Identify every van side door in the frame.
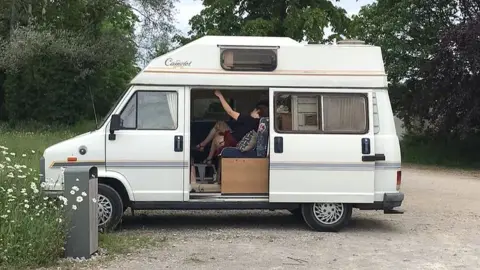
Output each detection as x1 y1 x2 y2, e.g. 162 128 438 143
269 88 376 203
106 85 186 202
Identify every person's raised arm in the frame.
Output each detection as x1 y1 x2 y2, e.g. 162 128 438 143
214 90 240 120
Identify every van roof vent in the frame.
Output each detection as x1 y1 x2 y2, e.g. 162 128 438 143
337 39 366 45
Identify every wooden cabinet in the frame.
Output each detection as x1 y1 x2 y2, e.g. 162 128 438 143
220 158 269 194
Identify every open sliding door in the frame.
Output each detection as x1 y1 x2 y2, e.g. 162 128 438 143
269 88 376 203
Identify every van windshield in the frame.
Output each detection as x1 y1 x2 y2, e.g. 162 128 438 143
96 87 130 129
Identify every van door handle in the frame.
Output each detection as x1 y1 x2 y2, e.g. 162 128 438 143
362 154 385 162
174 135 183 152
274 136 283 153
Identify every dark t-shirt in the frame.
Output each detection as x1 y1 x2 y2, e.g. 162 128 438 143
231 113 259 142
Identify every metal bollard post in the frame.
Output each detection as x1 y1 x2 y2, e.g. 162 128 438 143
63 166 99 259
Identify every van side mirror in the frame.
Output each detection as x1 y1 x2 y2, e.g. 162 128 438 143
110 114 121 131
109 114 121 140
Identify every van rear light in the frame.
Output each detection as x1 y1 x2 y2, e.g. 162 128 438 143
396 170 402 190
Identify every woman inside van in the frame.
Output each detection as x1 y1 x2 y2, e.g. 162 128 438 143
195 90 268 164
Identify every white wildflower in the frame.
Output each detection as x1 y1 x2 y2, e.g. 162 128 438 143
6 189 13 193
72 205 77 210
18 175 26 179
22 154 26 157
70 190 75 195
30 182 37 190
5 157 11 162
92 198 97 203
72 186 79 192
9 152 15 156
24 204 30 209
21 188 27 194
57 218 63 223
58 196 68 205
6 210 10 213
76 196 83 203
31 150 35 153
0 215 7 219
0 145 8 150
7 172 14 178
81 192 87 197
76 178 79 182
0 164 4 169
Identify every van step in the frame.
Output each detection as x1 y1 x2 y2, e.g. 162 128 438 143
384 208 405 214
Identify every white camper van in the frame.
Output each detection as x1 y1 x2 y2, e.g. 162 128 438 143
40 36 404 232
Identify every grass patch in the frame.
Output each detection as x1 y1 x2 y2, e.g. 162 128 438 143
401 134 480 169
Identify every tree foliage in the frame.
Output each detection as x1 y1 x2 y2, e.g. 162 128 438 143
0 0 177 125
175 0 352 45
406 1 480 137
350 0 458 124
351 0 480 139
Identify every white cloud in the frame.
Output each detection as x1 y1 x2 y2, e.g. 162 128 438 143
174 0 375 35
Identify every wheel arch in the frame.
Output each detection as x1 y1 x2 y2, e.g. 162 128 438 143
98 171 134 207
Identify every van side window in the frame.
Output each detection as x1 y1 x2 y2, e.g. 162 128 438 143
119 91 178 130
274 93 368 134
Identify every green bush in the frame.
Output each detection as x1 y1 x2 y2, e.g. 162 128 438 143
401 134 480 168
0 27 137 125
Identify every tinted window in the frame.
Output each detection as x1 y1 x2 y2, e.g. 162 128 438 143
221 49 277 71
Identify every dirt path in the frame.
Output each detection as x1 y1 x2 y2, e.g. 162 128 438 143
88 166 480 270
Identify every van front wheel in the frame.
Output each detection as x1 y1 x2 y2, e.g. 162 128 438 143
301 203 352 232
98 184 124 231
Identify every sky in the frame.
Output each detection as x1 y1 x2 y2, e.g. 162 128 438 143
174 0 376 35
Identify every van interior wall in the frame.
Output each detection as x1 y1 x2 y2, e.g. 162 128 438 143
190 88 269 164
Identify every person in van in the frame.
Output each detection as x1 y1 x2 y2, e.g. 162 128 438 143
195 90 268 164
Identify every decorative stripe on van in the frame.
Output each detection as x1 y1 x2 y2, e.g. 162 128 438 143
143 68 387 77
50 161 401 170
269 162 401 171
50 161 187 168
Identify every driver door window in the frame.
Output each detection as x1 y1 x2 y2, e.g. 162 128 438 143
119 91 178 130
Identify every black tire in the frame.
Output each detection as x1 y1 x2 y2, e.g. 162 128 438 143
98 183 124 232
301 203 352 232
289 208 303 220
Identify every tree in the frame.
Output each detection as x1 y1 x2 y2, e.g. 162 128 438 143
0 0 177 125
350 0 459 129
175 0 353 45
351 0 480 139
407 1 480 138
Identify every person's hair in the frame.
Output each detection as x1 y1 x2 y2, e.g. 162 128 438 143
255 104 269 117
214 121 231 133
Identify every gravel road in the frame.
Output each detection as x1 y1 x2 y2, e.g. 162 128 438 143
88 166 480 270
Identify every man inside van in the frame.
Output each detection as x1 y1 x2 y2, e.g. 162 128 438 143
195 90 268 164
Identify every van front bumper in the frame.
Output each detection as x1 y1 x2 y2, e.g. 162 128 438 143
355 192 405 212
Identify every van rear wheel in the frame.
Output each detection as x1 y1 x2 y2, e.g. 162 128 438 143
301 203 352 232
98 184 124 231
